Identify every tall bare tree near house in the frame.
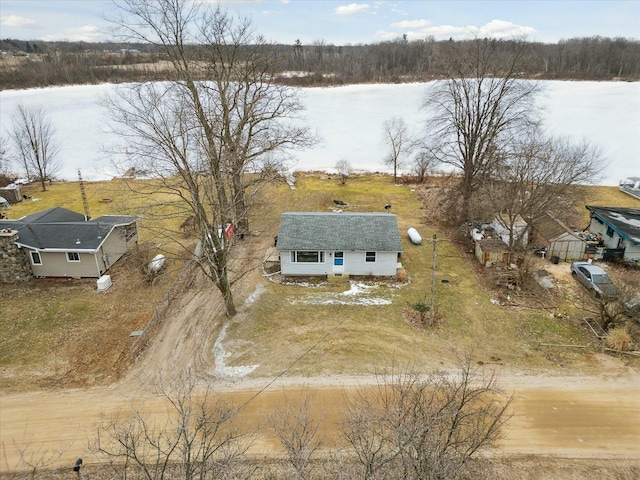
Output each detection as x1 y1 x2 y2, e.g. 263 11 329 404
485 134 603 254
9 104 61 192
383 117 412 183
423 38 541 223
342 361 512 480
107 0 314 316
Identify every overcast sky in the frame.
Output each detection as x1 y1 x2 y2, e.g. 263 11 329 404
0 0 638 45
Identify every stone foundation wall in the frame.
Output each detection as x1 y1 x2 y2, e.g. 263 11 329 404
0 230 32 283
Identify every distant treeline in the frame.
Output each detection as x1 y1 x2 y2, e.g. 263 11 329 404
1 36 638 90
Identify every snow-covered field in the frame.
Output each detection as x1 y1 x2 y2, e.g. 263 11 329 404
1 81 638 185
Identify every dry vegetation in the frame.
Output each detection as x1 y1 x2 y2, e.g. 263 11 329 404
1 173 640 479
1 174 639 395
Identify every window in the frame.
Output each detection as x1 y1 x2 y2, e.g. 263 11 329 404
67 252 80 262
606 226 614 238
293 251 324 263
30 251 42 265
334 251 344 266
365 251 376 262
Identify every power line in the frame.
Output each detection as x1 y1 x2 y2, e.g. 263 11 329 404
236 305 357 412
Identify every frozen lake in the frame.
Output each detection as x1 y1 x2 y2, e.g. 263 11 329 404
1 80 638 185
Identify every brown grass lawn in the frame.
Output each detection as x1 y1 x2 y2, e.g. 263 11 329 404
1 175 638 393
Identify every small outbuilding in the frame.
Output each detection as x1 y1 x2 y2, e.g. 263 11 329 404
475 238 510 267
530 212 586 261
276 212 403 277
0 185 22 203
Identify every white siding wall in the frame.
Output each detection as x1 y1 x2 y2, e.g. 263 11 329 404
280 250 398 276
622 243 640 262
588 218 620 249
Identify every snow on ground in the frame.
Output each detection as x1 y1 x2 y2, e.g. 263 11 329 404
1 81 638 185
212 324 259 378
288 281 394 306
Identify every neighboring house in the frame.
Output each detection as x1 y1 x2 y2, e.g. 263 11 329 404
585 206 640 263
276 212 402 277
620 176 640 200
490 214 529 249
0 207 138 282
530 212 586 261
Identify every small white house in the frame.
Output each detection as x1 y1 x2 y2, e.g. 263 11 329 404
276 212 403 277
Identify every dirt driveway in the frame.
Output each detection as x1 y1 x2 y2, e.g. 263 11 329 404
1 242 639 473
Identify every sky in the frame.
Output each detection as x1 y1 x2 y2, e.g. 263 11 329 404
0 0 638 45
1 81 638 186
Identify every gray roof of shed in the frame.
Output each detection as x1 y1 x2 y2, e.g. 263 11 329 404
276 212 402 252
0 207 138 251
531 212 582 242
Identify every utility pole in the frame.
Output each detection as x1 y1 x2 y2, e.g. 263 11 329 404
429 233 437 327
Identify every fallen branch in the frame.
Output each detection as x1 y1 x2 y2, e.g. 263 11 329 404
604 348 640 357
537 343 588 349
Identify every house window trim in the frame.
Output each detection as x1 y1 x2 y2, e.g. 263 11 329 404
291 251 325 263
30 251 42 265
67 251 81 262
365 251 376 262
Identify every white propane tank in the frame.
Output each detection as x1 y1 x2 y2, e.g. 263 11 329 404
407 227 422 245
149 254 166 273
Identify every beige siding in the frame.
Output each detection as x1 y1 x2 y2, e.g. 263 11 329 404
29 250 100 278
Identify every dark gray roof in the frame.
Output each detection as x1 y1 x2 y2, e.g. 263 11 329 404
586 206 640 246
277 212 402 252
0 207 138 251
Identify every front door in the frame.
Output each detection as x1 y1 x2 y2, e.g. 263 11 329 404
333 251 344 274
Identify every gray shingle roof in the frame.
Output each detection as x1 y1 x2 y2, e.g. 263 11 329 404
0 207 138 251
276 212 402 252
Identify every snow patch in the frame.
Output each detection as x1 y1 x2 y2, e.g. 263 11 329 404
213 324 259 378
244 283 266 307
289 281 393 306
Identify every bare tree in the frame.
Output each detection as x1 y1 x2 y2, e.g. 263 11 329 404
268 391 323 480
0 134 10 175
383 117 412 183
9 104 61 191
107 0 314 316
335 158 351 185
410 149 436 183
423 38 541 223
91 375 254 480
486 134 603 253
342 361 512 480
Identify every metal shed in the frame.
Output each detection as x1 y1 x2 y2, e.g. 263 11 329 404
531 213 585 261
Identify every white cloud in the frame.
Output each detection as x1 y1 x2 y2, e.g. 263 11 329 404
476 20 536 38
38 25 109 43
1 15 38 29
381 18 536 41
335 3 370 16
391 19 431 29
